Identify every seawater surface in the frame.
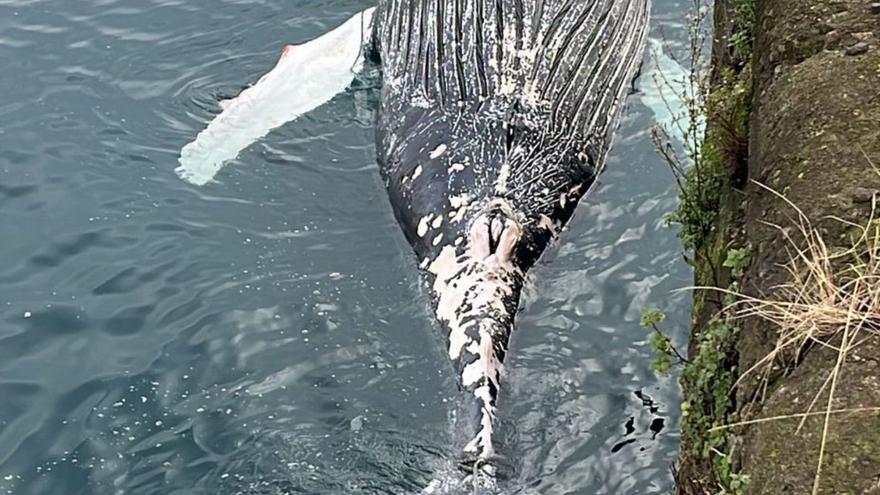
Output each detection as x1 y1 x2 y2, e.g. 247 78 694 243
0 1 693 493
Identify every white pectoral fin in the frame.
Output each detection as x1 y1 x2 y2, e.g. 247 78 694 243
640 38 706 147
176 7 376 186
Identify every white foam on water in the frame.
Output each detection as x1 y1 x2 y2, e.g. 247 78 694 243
176 7 376 186
420 470 496 495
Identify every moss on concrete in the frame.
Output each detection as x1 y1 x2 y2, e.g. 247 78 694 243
734 0 880 490
672 3 755 491
675 0 880 493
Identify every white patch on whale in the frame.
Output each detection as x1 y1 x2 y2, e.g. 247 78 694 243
538 214 558 234
429 144 448 159
495 162 510 194
450 207 468 224
447 193 472 223
449 193 470 209
417 214 434 237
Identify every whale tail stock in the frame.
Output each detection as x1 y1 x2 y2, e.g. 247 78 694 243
422 200 530 481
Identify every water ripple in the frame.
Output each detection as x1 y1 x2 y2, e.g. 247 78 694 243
0 1 691 494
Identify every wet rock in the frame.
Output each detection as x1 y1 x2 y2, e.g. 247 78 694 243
823 30 841 49
853 188 879 204
816 19 834 35
853 32 876 43
844 42 869 56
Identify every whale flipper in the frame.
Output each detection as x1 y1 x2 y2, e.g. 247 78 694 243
176 7 376 186
640 38 705 146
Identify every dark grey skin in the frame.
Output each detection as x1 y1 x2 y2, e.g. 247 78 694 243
366 0 652 479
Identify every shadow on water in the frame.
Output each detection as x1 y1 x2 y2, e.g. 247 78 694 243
0 0 693 493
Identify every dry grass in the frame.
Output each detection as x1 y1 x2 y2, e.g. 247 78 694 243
697 174 880 494
730 182 880 386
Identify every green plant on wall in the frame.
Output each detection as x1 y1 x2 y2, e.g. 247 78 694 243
723 245 752 279
648 0 758 491
640 308 689 374
729 0 756 60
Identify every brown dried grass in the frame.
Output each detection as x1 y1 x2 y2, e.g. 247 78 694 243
701 170 880 494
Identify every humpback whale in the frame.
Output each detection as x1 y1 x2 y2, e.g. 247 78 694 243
177 0 651 484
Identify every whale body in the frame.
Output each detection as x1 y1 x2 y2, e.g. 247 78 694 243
177 0 652 484
370 0 650 476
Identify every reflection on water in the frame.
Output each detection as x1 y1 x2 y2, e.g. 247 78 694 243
0 0 692 493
